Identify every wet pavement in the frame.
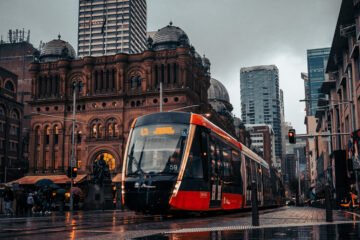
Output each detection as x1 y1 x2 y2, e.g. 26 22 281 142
1 207 360 239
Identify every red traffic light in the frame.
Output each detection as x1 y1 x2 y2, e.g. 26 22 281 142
288 129 296 144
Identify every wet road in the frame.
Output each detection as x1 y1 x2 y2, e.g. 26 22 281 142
1 207 360 239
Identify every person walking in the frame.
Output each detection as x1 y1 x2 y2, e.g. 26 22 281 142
4 186 14 216
27 193 34 216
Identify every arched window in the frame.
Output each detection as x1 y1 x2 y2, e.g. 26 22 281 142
45 126 50 145
94 153 116 171
112 69 116 89
98 124 103 138
137 76 142 87
167 64 171 83
94 71 98 90
35 127 41 146
92 124 97 138
114 123 119 136
161 64 165 83
106 70 110 89
11 109 19 120
5 81 14 92
173 63 177 83
54 125 59 145
108 123 113 137
77 130 82 143
131 76 136 88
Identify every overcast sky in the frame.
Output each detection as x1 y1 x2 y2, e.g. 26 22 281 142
0 0 342 133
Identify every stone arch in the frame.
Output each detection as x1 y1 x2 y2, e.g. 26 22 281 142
67 72 84 96
10 107 21 120
126 65 146 90
4 78 16 92
88 118 104 139
87 146 122 172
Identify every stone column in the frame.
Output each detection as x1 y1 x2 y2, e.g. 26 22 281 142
48 129 54 170
29 130 36 173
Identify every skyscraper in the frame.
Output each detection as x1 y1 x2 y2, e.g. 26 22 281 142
78 0 147 57
306 48 330 116
240 65 283 161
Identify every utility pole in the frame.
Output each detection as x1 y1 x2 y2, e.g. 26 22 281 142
160 82 163 112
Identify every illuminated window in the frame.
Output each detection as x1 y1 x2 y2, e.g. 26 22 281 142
45 127 50 145
92 124 97 138
108 124 113 137
54 125 59 145
77 149 82 168
114 124 119 136
98 124 103 138
94 152 115 170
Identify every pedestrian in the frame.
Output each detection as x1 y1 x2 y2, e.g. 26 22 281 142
3 186 14 216
27 193 34 216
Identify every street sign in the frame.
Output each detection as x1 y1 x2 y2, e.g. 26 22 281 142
71 157 76 167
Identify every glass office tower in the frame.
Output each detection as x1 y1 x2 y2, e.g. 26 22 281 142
306 48 331 116
240 65 283 160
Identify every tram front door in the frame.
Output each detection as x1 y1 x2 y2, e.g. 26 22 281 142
209 143 222 208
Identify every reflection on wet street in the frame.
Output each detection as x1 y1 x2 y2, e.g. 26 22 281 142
137 224 360 240
1 207 360 239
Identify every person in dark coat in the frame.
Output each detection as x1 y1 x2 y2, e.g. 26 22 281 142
3 187 14 216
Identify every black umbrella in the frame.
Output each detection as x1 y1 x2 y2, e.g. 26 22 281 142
50 183 60 189
56 188 67 195
35 179 54 187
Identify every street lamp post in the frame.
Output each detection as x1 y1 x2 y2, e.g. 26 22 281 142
70 82 82 213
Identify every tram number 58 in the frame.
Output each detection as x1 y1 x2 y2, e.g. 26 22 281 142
141 128 148 136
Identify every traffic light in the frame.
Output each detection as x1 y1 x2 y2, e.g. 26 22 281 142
288 129 296 144
67 166 78 178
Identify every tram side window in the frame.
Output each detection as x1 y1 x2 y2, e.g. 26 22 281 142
222 146 232 183
209 136 216 178
184 128 203 179
231 150 242 187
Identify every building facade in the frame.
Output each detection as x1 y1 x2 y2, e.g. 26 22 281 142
245 124 275 167
240 65 283 162
312 0 360 203
78 0 147 57
0 34 36 133
0 67 24 182
26 24 214 181
306 48 330 116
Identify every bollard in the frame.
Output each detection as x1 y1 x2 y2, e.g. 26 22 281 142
325 185 333 222
251 180 259 226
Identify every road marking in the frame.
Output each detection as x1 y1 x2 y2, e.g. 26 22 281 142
166 220 360 234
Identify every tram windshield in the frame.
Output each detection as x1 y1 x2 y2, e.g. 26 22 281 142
126 123 189 176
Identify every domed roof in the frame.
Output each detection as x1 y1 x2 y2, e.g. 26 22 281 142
152 22 190 51
40 34 76 62
208 78 230 103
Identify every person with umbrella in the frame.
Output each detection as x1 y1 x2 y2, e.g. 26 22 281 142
71 187 82 210
56 188 66 214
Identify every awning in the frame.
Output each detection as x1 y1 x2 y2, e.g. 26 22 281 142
9 174 87 185
112 173 122 183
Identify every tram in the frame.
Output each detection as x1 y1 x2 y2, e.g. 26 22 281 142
121 112 283 212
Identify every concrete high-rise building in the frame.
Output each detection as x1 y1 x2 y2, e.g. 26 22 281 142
240 65 283 161
245 124 275 168
78 0 147 57
306 48 330 116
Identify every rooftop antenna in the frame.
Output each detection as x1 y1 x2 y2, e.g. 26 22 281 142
27 30 30 42
8 29 12 43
